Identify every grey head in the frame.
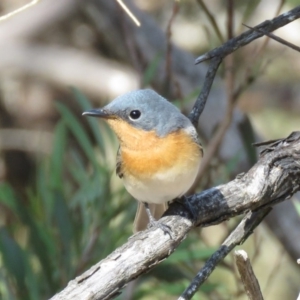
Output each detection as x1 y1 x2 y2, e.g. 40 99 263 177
83 89 194 137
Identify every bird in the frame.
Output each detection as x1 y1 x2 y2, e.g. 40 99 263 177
83 89 203 233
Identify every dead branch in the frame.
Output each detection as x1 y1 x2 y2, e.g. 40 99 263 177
0 0 41 22
243 24 300 53
179 210 270 300
50 131 300 300
115 0 140 27
0 0 78 41
235 250 264 300
195 5 300 63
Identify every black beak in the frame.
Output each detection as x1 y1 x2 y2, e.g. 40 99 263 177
82 108 112 118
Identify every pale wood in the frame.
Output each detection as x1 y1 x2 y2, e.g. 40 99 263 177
235 250 264 300
50 132 300 300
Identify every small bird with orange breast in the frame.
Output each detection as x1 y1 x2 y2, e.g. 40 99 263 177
83 89 203 233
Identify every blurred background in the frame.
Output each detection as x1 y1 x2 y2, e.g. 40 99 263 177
0 0 299 299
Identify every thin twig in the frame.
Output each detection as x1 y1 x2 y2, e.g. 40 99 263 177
116 0 140 27
196 0 223 43
192 4 297 183
119 4 143 87
194 0 236 186
188 57 222 127
178 209 271 300
190 92 234 186
232 1 285 101
195 5 300 64
235 250 264 300
251 0 285 56
0 0 40 22
191 0 237 185
243 24 300 53
233 50 280 100
227 0 234 40
164 1 180 96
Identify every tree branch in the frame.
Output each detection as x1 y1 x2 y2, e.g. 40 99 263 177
235 250 264 300
50 131 300 300
179 209 270 300
195 5 300 64
243 23 300 53
188 57 222 127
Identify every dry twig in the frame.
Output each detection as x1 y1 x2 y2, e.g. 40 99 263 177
0 0 40 22
188 57 222 127
188 5 300 185
195 6 300 64
235 250 264 300
196 0 223 43
179 210 270 300
164 1 180 97
243 24 300 53
116 0 140 27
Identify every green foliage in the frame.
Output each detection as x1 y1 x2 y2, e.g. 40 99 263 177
0 89 132 299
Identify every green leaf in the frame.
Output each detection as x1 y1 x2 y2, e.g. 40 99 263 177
0 228 27 290
15 201 57 291
0 183 18 213
53 191 74 276
50 121 68 189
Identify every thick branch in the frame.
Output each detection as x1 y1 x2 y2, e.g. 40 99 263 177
50 132 300 300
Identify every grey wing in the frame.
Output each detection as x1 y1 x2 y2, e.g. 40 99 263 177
195 135 204 156
116 147 123 178
190 129 204 156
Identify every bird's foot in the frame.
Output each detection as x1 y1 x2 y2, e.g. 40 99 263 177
147 219 173 237
143 202 173 238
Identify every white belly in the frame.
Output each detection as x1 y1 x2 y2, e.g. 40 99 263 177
122 160 200 204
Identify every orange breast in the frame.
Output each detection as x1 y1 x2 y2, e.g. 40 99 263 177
106 118 202 178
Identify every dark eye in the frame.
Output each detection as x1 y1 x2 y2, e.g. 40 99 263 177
129 110 141 120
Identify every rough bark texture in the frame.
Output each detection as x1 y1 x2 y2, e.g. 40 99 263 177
50 132 300 300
